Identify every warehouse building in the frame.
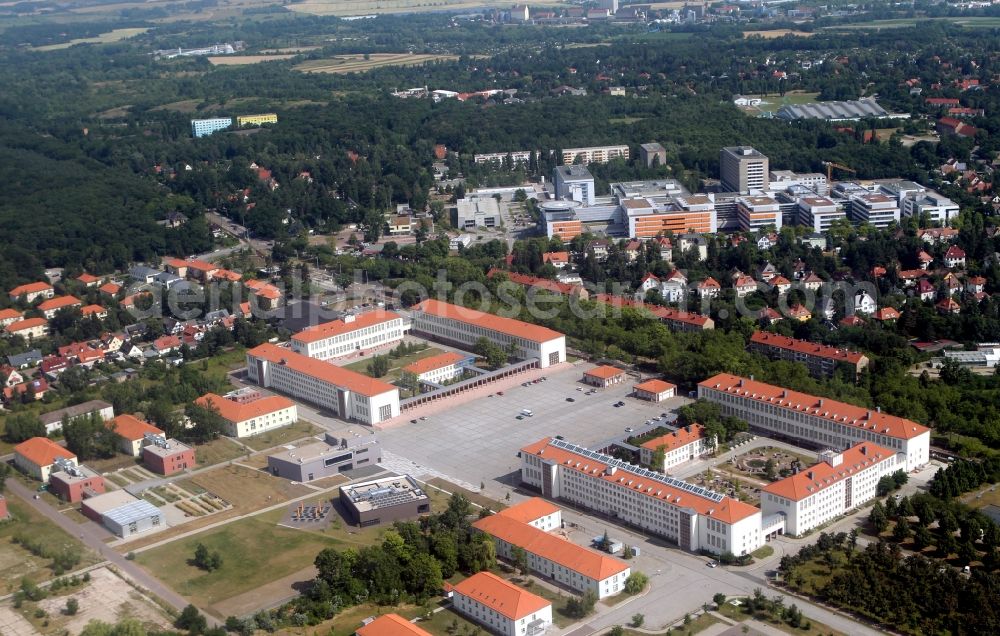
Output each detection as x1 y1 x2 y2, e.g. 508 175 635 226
776 99 888 121
452 196 502 229
762 443 900 535
246 343 400 425
82 490 164 538
268 432 380 482
410 299 566 369
290 310 405 360
698 374 930 471
340 474 430 527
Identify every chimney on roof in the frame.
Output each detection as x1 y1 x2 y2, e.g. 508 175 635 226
806 471 814 480
876 406 881 413
750 374 754 381
860 445 868 455
737 379 744 387
818 399 824 407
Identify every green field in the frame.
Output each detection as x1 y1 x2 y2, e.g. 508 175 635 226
239 420 322 451
32 27 149 51
825 16 1000 30
343 346 444 382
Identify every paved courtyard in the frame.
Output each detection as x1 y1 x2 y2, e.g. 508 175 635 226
374 363 691 494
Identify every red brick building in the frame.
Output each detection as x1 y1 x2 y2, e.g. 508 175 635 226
142 439 195 476
49 465 106 503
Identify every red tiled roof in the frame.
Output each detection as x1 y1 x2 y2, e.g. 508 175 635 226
37 296 81 313
401 352 467 376
521 437 758 523
591 295 712 328
634 379 675 394
699 373 929 440
356 614 432 636
874 307 901 320
6 317 47 333
99 282 121 295
153 335 181 350
76 273 99 284
495 497 561 524
763 443 896 501
15 437 75 467
9 282 52 297
108 415 163 441
245 279 282 300
698 277 721 289
945 245 966 258
413 299 564 345
489 269 585 297
640 424 706 452
292 310 401 345
195 393 296 424
451 572 551 621
248 343 397 397
750 331 866 364
584 365 625 380
81 304 107 317
542 251 569 264
0 308 22 321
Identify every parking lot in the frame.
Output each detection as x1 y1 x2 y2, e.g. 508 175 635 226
374 364 692 493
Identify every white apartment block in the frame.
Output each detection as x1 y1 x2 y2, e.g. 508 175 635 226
410 299 566 368
290 311 405 360
452 572 552 636
847 193 900 228
737 196 782 232
402 351 469 384
474 151 533 165
474 499 630 599
554 165 596 206
246 344 400 425
521 438 769 556
561 145 629 165
195 393 298 438
769 170 829 196
698 374 930 471
762 443 900 535
638 424 714 472
797 196 845 232
900 191 959 225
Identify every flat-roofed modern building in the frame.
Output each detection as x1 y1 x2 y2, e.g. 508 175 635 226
796 196 844 232
410 299 566 368
82 490 164 538
698 374 930 471
290 311 405 360
49 464 105 503
737 195 782 232
638 424 713 472
246 343 400 424
554 165 596 206
720 146 769 193
452 571 553 636
191 117 232 138
846 192 900 228
474 501 630 599
142 438 195 476
521 437 771 556
749 331 869 379
340 474 430 527
561 145 629 165
453 196 502 229
762 443 900 535
236 113 278 127
639 142 666 167
540 201 583 240
196 392 298 437
268 431 379 482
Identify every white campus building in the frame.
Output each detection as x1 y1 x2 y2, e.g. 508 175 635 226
246 344 400 425
195 393 298 438
290 310 405 360
698 374 930 471
452 571 552 636
401 351 471 384
474 499 631 599
762 443 901 535
638 424 714 473
410 299 566 368
520 438 774 556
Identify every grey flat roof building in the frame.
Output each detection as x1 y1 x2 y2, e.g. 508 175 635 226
81 490 165 538
340 474 431 527
268 432 380 482
776 99 887 121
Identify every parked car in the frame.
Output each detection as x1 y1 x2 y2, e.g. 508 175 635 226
625 427 634 433
566 397 575 402
497 391 504 396
707 561 718 568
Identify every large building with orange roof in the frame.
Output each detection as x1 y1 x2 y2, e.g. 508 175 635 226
451 571 552 636
401 351 471 383
290 310 405 360
196 392 297 437
698 374 930 471
474 500 630 598
106 414 165 456
748 331 869 379
638 424 713 472
8 281 54 303
14 437 77 482
762 442 900 535
582 365 626 388
355 614 431 636
520 437 773 556
410 299 566 368
246 343 399 424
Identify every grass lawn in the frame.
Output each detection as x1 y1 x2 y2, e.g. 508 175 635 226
239 420 321 451
752 545 775 559
425 477 506 512
410 607 482 636
194 437 247 468
134 506 376 606
343 346 443 382
185 464 315 514
718 601 843 636
626 611 721 634
0 495 100 595
785 549 850 595
87 453 142 474
193 347 247 383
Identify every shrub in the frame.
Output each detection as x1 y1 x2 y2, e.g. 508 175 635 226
65 598 79 616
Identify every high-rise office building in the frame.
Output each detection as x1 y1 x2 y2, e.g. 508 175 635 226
720 146 769 193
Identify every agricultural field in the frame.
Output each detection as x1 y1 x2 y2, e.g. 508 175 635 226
32 27 149 51
744 29 816 39
825 16 1000 30
288 0 567 17
294 53 459 75
207 54 298 65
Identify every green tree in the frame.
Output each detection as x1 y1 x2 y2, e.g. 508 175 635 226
624 571 648 594
511 545 530 575
631 613 644 627
193 543 222 572
367 354 390 378
713 592 727 607
473 337 507 370
650 445 666 470
175 604 207 634
65 597 79 616
183 402 225 444
870 501 889 534
3 412 44 442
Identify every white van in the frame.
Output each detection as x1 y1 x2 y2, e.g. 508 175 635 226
520 409 534 417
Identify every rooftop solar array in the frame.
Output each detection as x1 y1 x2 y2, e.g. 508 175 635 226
548 438 725 503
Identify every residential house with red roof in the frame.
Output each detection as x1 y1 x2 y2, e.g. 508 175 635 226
8 281 54 303
762 443 900 535
937 117 978 138
76 273 100 287
355 615 431 636
5 317 49 340
80 304 108 320
944 245 967 268
36 296 81 319
697 277 721 299
0 308 23 328
698 374 929 470
107 414 165 456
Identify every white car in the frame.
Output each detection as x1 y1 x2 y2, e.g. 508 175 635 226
707 561 718 568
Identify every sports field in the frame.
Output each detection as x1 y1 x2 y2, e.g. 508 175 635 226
294 53 459 74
